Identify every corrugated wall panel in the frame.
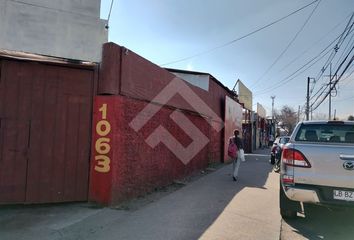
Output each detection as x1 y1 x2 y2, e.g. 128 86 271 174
0 59 94 204
0 61 31 202
0 120 29 202
25 63 46 202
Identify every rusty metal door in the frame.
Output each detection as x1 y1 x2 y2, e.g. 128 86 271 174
0 59 93 203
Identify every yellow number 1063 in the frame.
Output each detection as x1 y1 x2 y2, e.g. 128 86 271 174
94 104 111 173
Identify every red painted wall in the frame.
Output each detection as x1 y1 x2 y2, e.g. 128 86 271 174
90 96 215 204
90 43 236 205
98 43 233 119
89 97 115 205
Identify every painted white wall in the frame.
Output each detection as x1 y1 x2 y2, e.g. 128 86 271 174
0 0 107 62
171 72 210 91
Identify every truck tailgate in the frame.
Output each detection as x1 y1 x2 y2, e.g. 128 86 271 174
292 143 354 189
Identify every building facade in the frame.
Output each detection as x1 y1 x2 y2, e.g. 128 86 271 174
0 0 107 62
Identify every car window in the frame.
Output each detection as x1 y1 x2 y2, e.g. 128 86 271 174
280 137 289 144
295 124 354 143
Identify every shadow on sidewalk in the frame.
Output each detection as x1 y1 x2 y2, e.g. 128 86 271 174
0 152 274 240
282 204 354 240
87 151 275 240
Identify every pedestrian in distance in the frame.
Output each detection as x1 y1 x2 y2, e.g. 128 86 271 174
229 129 244 182
269 134 274 147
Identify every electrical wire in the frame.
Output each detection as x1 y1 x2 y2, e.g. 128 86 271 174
279 13 353 73
253 15 354 98
310 83 329 108
250 0 321 88
306 20 354 103
310 82 327 101
316 23 353 82
333 30 354 70
253 25 352 96
160 0 320 66
341 64 354 84
309 19 354 102
313 14 354 84
253 45 333 95
6 0 97 19
311 46 354 110
106 0 115 28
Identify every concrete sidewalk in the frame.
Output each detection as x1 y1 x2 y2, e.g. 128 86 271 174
0 148 281 240
200 148 280 240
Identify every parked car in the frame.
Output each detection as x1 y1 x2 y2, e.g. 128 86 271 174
272 136 290 172
270 136 289 164
279 121 354 218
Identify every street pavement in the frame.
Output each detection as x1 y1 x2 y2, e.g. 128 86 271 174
280 200 354 240
0 148 282 240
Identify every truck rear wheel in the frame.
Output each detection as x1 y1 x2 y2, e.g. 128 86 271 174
280 208 297 218
279 182 301 219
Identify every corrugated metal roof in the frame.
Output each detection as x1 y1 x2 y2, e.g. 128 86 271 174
0 49 96 68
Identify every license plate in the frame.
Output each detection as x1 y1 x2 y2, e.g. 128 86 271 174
333 190 354 201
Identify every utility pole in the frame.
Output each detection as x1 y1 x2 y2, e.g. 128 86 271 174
298 105 300 123
306 77 310 120
306 77 315 121
329 63 332 120
271 96 275 135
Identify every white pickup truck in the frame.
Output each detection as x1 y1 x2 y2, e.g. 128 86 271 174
280 120 354 218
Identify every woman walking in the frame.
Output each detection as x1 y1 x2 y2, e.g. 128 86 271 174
230 129 244 181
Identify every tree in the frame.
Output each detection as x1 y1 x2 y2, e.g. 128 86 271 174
348 115 354 121
275 105 298 134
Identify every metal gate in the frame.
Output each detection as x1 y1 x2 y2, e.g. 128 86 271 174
0 59 94 203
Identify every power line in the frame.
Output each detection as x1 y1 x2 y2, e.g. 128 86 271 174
250 0 321 88
253 43 333 95
341 64 354 84
106 0 115 29
310 82 330 109
160 0 320 66
314 14 354 83
333 30 354 70
310 82 327 101
310 38 353 101
278 13 353 73
6 0 97 19
310 35 354 100
311 46 354 110
253 25 351 96
254 14 354 97
309 17 354 101
316 23 353 82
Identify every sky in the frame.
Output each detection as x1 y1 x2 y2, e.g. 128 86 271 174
100 0 354 120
